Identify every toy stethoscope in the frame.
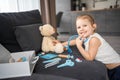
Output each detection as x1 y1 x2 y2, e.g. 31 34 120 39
65 35 88 55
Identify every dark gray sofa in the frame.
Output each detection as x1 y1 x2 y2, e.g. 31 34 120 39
0 10 108 80
58 8 120 34
58 8 120 54
0 9 42 53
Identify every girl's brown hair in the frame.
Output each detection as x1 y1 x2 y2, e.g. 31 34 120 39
76 14 95 25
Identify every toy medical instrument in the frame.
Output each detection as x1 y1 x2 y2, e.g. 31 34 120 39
66 35 88 54
43 58 61 68
38 53 57 59
38 53 74 59
75 58 82 62
66 35 78 54
45 60 60 68
57 59 74 68
68 35 88 46
17 57 27 62
30 56 39 64
43 58 61 63
58 54 74 59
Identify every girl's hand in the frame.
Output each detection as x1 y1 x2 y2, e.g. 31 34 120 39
76 36 83 47
80 32 86 39
52 40 60 46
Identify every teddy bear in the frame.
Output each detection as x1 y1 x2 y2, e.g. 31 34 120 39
39 24 64 53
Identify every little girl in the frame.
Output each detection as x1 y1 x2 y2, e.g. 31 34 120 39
62 14 120 80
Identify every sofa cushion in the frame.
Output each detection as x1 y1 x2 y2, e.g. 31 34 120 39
0 9 42 52
34 46 108 80
10 10 42 27
15 24 42 52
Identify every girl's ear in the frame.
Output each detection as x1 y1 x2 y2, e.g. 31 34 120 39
93 23 97 31
93 23 97 29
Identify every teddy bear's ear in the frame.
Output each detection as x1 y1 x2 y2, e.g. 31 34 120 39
39 26 43 31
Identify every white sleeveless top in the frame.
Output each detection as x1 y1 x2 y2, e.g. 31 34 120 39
84 33 120 64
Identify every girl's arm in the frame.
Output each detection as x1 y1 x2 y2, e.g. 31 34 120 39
52 39 76 46
76 37 101 61
62 39 76 46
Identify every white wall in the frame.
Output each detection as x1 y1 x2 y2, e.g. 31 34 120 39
55 0 120 13
18 0 40 12
81 0 120 10
0 0 40 13
56 0 71 14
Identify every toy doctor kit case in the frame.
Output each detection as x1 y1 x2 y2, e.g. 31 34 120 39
0 44 39 79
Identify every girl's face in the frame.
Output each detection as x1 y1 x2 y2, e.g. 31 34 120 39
76 18 96 38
